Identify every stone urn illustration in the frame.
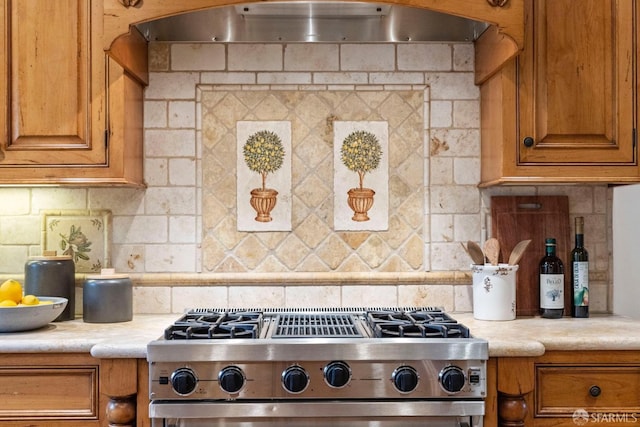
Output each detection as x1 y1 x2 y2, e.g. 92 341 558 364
340 130 382 222
243 130 285 222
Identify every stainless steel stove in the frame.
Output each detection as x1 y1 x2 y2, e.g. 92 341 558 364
148 307 488 427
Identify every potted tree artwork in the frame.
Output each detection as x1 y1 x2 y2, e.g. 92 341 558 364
340 130 383 221
243 130 285 222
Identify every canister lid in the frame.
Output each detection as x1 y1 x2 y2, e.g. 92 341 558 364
85 268 130 280
28 250 73 261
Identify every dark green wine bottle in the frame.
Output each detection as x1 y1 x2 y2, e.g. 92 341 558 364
540 238 564 319
571 217 589 318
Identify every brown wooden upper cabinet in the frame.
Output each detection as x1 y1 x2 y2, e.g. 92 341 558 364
479 0 640 186
0 0 144 186
7 0 635 187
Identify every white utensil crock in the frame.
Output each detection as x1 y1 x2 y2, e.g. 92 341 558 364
471 264 518 321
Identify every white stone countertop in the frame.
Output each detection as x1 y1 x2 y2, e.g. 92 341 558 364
1 313 639 359
0 314 176 359
455 313 640 356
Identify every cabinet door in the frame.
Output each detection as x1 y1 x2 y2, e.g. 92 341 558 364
518 0 636 164
0 353 100 426
0 0 106 166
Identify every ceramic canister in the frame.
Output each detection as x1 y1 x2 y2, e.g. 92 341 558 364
24 254 76 321
471 264 519 321
83 269 132 323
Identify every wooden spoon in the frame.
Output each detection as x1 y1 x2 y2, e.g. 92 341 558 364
508 239 532 266
483 238 500 266
464 241 485 265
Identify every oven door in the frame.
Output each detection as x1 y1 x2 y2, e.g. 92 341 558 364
150 400 484 427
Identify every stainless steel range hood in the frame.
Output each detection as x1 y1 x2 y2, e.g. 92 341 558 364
136 1 488 43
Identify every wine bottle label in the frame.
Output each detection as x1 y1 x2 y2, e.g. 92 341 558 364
540 274 564 309
573 261 589 307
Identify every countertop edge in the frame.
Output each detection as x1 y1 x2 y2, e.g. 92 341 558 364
486 340 546 357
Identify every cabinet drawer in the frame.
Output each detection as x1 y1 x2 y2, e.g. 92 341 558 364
536 365 640 416
0 366 98 420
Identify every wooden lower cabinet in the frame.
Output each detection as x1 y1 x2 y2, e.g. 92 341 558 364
0 353 147 427
491 351 640 426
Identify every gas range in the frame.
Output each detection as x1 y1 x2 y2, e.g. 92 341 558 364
148 307 488 427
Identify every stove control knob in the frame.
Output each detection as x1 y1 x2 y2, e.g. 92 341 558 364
439 365 466 394
392 366 419 393
323 361 351 388
171 368 198 396
218 366 245 394
282 365 309 394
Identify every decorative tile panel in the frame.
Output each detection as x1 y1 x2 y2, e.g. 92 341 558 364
201 89 424 272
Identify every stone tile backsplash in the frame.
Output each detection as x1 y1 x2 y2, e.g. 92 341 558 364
0 42 611 314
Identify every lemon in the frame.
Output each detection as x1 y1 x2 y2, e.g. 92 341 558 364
21 295 40 306
0 299 18 307
0 279 23 304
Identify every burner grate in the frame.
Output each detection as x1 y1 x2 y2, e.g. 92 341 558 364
272 313 362 338
164 310 263 340
367 309 470 339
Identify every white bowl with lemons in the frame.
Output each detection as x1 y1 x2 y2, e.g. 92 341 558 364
0 279 68 332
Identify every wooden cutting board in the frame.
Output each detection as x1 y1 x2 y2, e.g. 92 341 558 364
491 196 571 316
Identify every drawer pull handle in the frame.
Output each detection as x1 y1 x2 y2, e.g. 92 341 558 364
589 385 601 397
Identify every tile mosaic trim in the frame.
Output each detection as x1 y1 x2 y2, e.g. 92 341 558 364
334 121 389 231
41 210 112 273
236 121 292 231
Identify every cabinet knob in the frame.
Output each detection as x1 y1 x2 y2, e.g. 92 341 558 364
523 137 535 147
589 385 601 397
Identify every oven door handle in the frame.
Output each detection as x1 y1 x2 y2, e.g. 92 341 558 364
150 400 485 419
163 419 474 427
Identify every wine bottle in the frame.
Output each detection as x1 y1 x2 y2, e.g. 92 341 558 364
571 217 589 318
539 238 564 318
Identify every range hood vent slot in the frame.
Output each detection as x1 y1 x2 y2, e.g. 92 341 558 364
236 2 391 17
136 2 488 43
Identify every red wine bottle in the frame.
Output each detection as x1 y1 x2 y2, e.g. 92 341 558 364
539 238 564 319
571 217 589 318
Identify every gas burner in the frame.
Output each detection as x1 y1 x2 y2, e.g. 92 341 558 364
174 313 224 326
372 322 457 338
366 309 469 339
208 323 261 339
164 310 264 340
373 323 428 338
366 310 413 323
407 309 457 324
